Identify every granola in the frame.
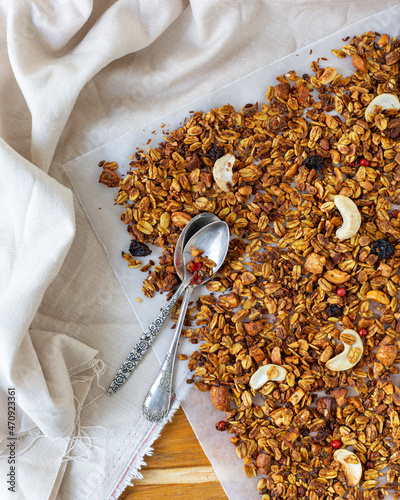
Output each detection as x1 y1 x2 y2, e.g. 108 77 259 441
99 30 400 499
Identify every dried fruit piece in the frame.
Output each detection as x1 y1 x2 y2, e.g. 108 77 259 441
334 449 362 487
129 240 152 257
334 195 362 240
325 329 363 372
207 144 225 163
213 153 235 192
215 420 227 431
325 304 343 318
250 364 287 390
365 93 400 121
371 239 395 259
304 154 325 171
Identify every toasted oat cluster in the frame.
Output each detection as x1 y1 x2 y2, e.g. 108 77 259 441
99 31 400 499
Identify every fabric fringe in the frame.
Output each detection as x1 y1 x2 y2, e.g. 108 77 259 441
61 358 107 463
109 370 193 499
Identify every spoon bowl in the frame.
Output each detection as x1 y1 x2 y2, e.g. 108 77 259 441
181 220 230 284
174 213 219 280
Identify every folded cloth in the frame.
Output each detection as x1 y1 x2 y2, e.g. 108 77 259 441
0 1 399 500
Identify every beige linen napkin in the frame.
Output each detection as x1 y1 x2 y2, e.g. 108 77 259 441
0 1 399 500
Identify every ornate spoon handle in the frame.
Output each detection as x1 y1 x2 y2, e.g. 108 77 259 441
142 285 193 422
108 279 189 395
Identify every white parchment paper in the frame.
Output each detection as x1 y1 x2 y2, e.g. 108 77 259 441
65 6 400 499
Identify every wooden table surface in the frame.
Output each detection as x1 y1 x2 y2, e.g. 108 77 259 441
119 407 228 500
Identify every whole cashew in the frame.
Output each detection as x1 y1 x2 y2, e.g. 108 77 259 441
334 449 362 487
213 154 235 192
365 93 400 121
325 329 363 372
334 195 361 240
250 364 287 390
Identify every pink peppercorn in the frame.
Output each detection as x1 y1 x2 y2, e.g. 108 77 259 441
192 262 202 271
358 328 367 337
191 275 202 285
360 158 369 166
330 440 341 449
336 287 346 297
215 421 227 431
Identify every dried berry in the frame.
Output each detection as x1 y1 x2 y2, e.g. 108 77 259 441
371 239 395 260
207 145 225 163
215 420 227 431
304 154 325 172
325 304 343 318
191 275 203 285
358 328 367 337
359 158 369 166
297 486 306 497
129 240 152 257
192 262 202 272
336 287 346 297
330 439 341 448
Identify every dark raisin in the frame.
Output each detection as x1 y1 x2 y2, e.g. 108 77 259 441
325 304 343 318
304 154 325 172
371 239 395 260
207 145 225 163
297 486 306 497
129 240 152 257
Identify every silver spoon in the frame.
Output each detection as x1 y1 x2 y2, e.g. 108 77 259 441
142 220 230 422
108 213 220 395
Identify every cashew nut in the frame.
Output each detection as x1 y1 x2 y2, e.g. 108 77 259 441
365 93 400 121
334 195 361 240
213 154 235 192
250 364 287 390
334 449 362 487
325 329 363 372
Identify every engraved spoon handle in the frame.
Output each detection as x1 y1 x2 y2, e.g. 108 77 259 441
142 284 193 422
108 279 189 395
